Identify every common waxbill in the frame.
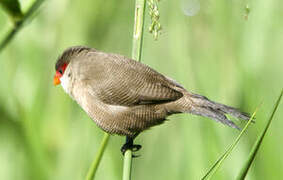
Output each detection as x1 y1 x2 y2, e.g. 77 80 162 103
54 46 250 154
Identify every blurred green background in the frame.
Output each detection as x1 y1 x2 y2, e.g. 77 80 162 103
0 0 282 179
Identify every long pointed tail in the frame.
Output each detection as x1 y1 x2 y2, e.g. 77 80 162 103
188 93 250 130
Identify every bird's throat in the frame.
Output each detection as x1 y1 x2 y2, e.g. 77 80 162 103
60 72 72 95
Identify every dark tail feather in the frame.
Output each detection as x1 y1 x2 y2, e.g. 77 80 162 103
189 93 251 130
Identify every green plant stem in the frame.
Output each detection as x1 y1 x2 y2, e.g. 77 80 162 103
122 1 146 180
86 133 110 180
123 150 133 180
0 0 44 53
131 0 146 62
236 89 283 180
201 107 259 180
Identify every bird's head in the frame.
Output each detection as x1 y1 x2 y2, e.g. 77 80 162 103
53 46 91 86
53 62 68 85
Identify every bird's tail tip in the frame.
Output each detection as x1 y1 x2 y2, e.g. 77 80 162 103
188 93 252 129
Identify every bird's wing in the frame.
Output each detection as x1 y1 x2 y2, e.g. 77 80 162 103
75 51 183 106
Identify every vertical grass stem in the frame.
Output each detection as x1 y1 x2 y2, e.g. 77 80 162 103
131 0 146 62
123 0 146 180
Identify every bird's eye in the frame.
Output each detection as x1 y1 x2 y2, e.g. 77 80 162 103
59 69 63 74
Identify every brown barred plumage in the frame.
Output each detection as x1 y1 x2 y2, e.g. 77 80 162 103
54 46 250 153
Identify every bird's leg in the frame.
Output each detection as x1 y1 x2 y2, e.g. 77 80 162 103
120 136 142 156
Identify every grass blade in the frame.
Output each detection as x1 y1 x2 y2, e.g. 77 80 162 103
0 0 23 23
86 133 110 180
201 107 259 180
236 89 283 180
0 0 45 53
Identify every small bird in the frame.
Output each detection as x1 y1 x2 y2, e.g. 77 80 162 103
54 46 250 154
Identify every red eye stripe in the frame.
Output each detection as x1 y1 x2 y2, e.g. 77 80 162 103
62 63 68 72
56 63 68 77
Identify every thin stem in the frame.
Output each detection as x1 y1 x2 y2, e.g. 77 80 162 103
122 150 133 180
122 0 146 180
131 0 146 62
86 133 110 180
0 0 45 53
201 106 260 180
236 89 283 179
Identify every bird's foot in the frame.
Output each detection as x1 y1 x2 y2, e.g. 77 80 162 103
121 143 142 158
